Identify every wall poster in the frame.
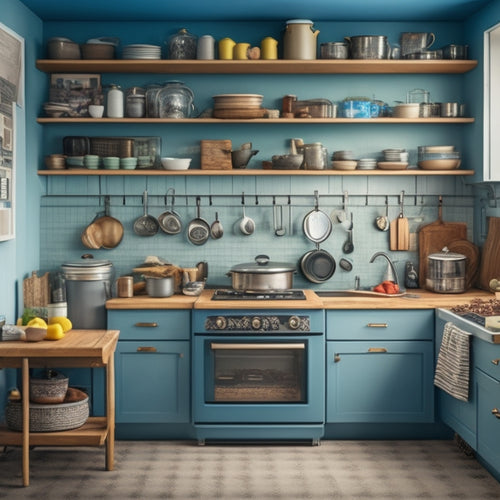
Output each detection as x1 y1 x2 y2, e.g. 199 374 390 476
0 22 24 242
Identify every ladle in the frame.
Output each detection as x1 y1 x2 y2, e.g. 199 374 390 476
274 204 286 236
375 196 390 231
342 213 354 253
239 204 255 235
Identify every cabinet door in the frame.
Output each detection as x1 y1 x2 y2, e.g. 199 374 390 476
326 340 434 423
476 369 500 471
435 317 477 449
115 340 190 423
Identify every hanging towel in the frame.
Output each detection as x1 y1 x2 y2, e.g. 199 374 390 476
434 322 471 402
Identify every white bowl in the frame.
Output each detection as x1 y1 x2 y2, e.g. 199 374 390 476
161 157 192 170
88 105 104 118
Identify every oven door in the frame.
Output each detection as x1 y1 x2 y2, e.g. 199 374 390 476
192 335 325 423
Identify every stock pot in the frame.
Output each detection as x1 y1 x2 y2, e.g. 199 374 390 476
227 255 296 291
425 250 466 293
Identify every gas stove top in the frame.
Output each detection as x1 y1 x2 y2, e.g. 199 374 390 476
211 289 307 301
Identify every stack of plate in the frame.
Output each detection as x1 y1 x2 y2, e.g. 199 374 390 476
122 44 162 60
417 145 461 170
378 148 409 170
357 158 377 170
393 103 420 118
332 150 354 160
212 94 265 119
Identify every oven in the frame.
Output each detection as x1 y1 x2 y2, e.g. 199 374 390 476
192 295 325 444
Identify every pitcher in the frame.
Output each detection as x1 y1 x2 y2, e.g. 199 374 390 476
261 36 278 60
283 19 320 60
218 37 236 60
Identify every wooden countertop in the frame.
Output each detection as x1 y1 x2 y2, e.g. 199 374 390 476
105 288 494 310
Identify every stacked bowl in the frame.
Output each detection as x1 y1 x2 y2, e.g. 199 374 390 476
84 154 100 169
45 154 66 170
120 157 138 170
357 158 377 170
417 146 461 170
103 156 120 170
331 150 357 170
393 103 420 118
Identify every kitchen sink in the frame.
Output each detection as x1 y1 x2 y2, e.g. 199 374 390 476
315 289 418 298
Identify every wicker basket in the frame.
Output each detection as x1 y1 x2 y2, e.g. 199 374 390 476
5 397 89 432
30 371 69 404
89 137 134 158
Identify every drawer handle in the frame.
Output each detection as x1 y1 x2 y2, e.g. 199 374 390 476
366 323 388 328
368 347 388 353
135 322 158 328
492 408 500 419
137 346 157 352
492 359 500 366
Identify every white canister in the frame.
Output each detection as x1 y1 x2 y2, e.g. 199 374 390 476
107 84 124 118
47 302 68 320
283 19 320 60
197 35 215 60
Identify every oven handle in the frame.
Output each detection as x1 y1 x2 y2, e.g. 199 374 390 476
210 343 305 350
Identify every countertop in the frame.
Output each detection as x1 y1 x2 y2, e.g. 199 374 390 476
106 288 494 310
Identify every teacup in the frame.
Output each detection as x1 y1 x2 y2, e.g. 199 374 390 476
88 105 104 118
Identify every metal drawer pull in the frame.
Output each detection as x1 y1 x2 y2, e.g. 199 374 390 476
134 322 158 328
368 347 388 353
210 343 305 351
492 408 500 419
366 323 388 328
492 359 500 366
137 346 157 352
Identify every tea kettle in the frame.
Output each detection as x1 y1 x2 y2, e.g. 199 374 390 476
283 19 320 60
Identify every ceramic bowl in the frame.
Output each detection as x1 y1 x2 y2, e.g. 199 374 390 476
120 157 138 170
271 154 304 170
47 38 81 59
103 156 120 169
161 157 192 170
81 43 115 60
88 105 104 118
45 154 67 170
24 327 47 342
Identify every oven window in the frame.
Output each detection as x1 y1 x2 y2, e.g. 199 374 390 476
209 342 306 403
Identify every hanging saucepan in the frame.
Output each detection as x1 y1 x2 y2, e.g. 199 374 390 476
302 191 332 244
187 197 210 245
81 196 124 249
300 247 336 283
158 188 182 235
133 190 159 236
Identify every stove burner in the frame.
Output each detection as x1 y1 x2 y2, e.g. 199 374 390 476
212 289 306 301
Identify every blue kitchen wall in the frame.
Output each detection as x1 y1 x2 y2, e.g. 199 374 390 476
0 0 44 411
36 19 478 288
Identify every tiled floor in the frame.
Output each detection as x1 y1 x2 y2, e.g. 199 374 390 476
1 439 500 499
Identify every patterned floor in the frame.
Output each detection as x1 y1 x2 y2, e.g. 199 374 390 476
1 440 500 499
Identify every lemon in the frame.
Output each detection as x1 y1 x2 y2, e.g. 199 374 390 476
48 316 72 333
27 317 48 329
45 323 65 340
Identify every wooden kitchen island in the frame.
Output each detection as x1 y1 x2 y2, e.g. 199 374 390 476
0 329 119 486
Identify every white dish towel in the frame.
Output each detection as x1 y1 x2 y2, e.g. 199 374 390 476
434 321 471 402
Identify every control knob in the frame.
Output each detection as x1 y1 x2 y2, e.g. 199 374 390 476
215 316 227 330
251 316 263 330
288 315 301 330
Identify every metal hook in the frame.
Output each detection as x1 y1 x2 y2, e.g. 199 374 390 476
209 195 213 206
314 190 319 209
255 195 259 205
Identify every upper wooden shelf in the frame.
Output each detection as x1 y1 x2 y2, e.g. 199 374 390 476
38 168 474 177
36 59 478 75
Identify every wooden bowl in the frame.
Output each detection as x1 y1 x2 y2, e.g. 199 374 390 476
24 327 47 342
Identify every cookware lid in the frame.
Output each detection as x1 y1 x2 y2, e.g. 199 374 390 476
428 249 466 261
286 19 314 24
230 254 296 274
62 256 112 269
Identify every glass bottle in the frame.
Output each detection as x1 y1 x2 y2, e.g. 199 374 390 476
168 28 197 59
125 86 146 118
156 81 194 118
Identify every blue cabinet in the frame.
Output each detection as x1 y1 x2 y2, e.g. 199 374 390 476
107 309 190 424
326 310 435 423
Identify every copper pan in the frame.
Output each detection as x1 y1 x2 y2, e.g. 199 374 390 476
82 197 124 249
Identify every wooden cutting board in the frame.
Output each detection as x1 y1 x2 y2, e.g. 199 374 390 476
418 198 467 287
200 140 232 170
479 217 500 291
447 239 480 290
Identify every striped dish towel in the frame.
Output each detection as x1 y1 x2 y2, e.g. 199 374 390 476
434 322 471 402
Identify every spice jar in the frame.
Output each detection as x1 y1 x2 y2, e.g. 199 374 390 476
126 86 146 118
168 28 197 59
282 94 297 117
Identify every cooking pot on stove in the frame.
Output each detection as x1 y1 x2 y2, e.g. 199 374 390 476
425 248 466 294
227 254 296 291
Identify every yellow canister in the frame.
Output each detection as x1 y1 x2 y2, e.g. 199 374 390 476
218 37 236 60
234 42 250 60
261 37 278 59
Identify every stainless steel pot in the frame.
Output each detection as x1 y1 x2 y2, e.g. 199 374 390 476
145 276 174 297
345 35 390 59
425 250 466 293
227 254 296 291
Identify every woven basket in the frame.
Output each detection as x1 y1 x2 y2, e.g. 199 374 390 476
30 372 69 404
5 397 89 432
90 137 134 158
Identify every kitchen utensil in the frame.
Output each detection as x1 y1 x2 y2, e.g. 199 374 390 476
479 217 500 290
418 196 468 287
400 32 436 57
187 197 210 245
271 154 304 170
300 248 336 283
158 189 182 235
375 197 390 231
274 204 286 236
344 35 390 59
425 249 466 293
342 213 354 253
145 276 174 297
82 197 124 249
447 239 480 290
231 149 259 169
442 44 468 60
200 140 232 170
133 191 159 237
283 19 320 60
390 192 409 251
227 254 296 291
320 42 349 59
210 212 224 239
239 203 255 235
339 258 353 272
303 193 332 243
160 157 191 170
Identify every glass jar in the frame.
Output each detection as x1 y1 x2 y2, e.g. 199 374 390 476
168 28 197 59
125 86 146 118
106 84 124 118
145 84 162 117
156 81 194 118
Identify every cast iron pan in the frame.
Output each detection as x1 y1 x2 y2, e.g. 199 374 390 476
300 248 336 283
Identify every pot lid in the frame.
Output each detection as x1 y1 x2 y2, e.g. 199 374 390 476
230 254 296 274
428 247 466 261
286 19 314 24
62 255 113 269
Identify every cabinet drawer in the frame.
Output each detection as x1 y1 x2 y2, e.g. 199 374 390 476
326 310 434 340
108 310 190 340
474 338 500 382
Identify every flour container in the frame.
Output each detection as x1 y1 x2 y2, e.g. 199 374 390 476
62 257 113 329
283 20 319 60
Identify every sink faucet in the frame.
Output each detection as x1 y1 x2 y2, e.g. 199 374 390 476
369 252 399 287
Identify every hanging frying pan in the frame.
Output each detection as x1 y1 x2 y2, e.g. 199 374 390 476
300 247 336 283
187 197 210 245
302 191 332 244
158 189 182 235
133 190 159 236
